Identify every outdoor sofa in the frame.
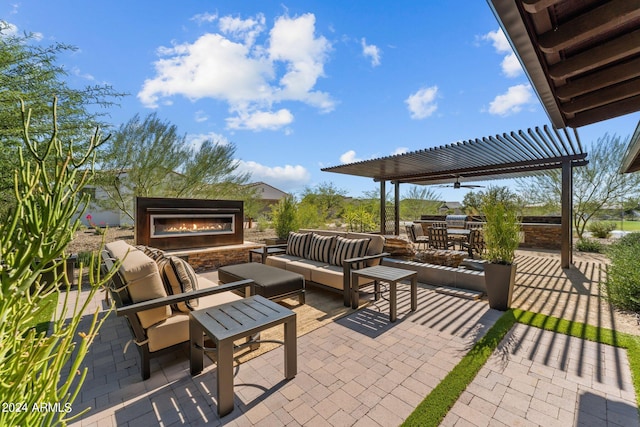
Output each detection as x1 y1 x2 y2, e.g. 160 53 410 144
102 240 255 380
264 229 389 306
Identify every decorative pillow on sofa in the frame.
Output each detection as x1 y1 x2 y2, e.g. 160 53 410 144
157 256 199 313
331 236 371 269
308 234 336 264
136 245 166 261
286 232 311 258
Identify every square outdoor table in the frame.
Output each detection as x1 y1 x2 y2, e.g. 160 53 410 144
189 295 297 417
351 265 418 322
249 246 287 263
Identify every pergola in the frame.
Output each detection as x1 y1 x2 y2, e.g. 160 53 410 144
322 125 587 268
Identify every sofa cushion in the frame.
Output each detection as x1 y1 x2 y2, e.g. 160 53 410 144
312 265 373 290
347 233 385 266
331 236 370 269
285 258 327 281
157 256 199 313
308 234 336 263
118 249 171 328
286 232 311 258
265 254 302 269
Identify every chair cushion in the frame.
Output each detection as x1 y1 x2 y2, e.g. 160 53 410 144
106 240 138 260
331 236 370 269
307 234 336 263
118 249 170 329
146 313 189 352
286 232 311 258
157 256 199 313
265 254 302 269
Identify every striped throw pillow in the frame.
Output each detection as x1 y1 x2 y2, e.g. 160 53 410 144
308 234 336 264
286 232 311 258
331 236 371 269
157 256 199 313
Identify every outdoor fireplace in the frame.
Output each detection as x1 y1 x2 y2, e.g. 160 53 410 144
136 197 244 250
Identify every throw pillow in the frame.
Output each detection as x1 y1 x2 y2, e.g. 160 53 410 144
286 232 311 258
331 236 371 269
157 255 199 313
136 245 166 261
307 234 336 264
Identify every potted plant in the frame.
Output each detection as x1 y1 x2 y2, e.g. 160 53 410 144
266 195 299 245
480 187 521 310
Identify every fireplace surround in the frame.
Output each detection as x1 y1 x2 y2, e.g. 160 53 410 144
135 197 244 250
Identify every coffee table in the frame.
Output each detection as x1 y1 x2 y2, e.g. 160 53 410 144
351 265 418 322
189 295 297 416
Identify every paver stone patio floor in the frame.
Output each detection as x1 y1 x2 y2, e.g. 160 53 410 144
62 250 639 426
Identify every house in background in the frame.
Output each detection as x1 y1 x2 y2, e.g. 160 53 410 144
438 201 464 214
244 182 290 219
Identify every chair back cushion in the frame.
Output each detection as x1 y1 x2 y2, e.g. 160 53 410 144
307 234 335 263
347 232 385 266
157 256 200 313
117 249 171 328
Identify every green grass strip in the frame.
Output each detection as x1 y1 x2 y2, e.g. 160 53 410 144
402 309 517 427
403 308 640 426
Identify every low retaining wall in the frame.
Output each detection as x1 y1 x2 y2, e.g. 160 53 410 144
382 258 486 294
167 242 262 272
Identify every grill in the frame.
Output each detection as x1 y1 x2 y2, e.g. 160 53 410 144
445 215 468 228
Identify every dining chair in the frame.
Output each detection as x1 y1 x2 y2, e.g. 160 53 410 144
428 227 454 250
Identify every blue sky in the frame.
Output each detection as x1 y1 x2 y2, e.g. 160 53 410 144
4 1 639 201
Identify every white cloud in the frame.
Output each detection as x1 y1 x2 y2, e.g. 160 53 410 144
392 147 408 155
191 12 218 24
339 150 361 164
219 14 265 46
501 52 522 78
361 38 381 67
194 110 208 122
405 86 438 119
487 84 533 116
139 12 333 132
71 66 94 81
226 108 293 131
481 28 523 78
186 132 230 151
235 160 311 191
0 21 18 37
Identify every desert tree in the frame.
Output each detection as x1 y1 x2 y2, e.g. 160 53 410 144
94 113 252 221
518 134 640 239
0 21 124 213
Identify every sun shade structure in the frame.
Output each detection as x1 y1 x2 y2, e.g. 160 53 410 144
487 0 640 129
322 125 587 268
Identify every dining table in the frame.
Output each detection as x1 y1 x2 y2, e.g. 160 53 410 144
447 228 470 250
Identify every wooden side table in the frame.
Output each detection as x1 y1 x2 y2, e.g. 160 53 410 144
189 295 297 416
351 265 418 322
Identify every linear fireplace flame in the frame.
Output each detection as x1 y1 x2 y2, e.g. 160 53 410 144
136 197 243 250
150 214 234 238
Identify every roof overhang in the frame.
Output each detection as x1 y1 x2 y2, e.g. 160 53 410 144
621 121 640 173
488 0 640 129
322 125 587 185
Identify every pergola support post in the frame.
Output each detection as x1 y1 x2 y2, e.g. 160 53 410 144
380 180 386 235
561 160 573 268
394 181 400 236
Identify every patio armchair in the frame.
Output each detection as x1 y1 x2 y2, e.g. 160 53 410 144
102 245 255 380
428 227 455 250
461 228 485 258
406 224 429 250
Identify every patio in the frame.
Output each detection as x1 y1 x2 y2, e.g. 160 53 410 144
63 248 639 426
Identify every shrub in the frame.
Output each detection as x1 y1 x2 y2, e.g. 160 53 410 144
271 195 298 239
576 238 605 253
604 232 640 312
587 221 617 238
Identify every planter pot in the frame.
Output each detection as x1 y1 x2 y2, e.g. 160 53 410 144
484 262 516 311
